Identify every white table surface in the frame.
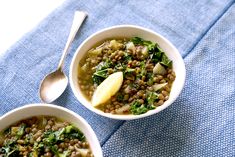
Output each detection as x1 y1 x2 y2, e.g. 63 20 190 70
0 0 65 56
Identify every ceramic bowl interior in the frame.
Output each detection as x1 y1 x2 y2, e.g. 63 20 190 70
0 104 103 157
70 25 186 120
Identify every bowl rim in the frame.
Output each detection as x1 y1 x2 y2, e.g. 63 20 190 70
69 24 186 120
0 103 103 157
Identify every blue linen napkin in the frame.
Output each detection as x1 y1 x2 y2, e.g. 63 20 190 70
0 0 234 156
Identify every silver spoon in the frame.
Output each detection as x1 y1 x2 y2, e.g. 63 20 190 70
39 11 87 103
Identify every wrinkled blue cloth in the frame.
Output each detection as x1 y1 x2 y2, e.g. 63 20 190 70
0 0 234 156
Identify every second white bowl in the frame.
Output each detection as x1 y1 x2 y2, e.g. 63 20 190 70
0 104 103 157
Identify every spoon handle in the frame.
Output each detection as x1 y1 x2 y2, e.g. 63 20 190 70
58 11 87 70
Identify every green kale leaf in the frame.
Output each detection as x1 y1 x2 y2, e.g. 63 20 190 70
92 75 105 85
96 59 112 71
92 60 113 85
160 53 172 67
116 93 124 102
130 101 148 115
131 37 156 51
131 37 172 67
16 124 26 138
43 128 65 145
64 125 85 141
1 139 19 157
151 51 172 67
146 92 158 107
139 61 146 77
123 52 132 62
146 73 154 86
125 67 135 74
150 51 163 63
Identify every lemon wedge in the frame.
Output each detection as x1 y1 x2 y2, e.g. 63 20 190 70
91 72 123 107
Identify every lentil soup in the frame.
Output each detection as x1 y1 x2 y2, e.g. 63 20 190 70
78 37 176 115
0 116 93 157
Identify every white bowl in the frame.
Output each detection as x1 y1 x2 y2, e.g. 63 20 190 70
70 25 186 120
0 104 103 157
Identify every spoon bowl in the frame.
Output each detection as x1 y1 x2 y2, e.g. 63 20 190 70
40 70 68 103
